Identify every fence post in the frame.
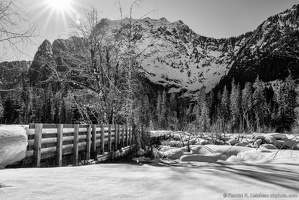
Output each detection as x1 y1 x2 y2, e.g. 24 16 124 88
91 124 97 159
33 123 43 168
108 124 111 152
101 124 104 153
86 125 91 160
56 124 63 167
73 124 79 166
114 124 118 151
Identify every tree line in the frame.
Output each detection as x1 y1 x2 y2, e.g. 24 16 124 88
154 74 298 133
0 68 298 134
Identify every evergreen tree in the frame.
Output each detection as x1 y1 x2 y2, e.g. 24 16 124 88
137 94 151 127
3 92 20 124
207 90 216 123
242 82 253 131
216 85 230 132
64 98 74 124
0 97 4 122
155 89 168 129
169 93 177 110
252 76 268 131
221 85 230 123
12 90 23 123
60 99 67 124
284 74 297 127
168 93 178 130
199 100 210 132
156 91 162 128
42 84 54 123
193 87 208 132
161 89 167 128
230 80 241 131
197 86 206 108
215 90 222 121
53 92 62 124
272 74 297 132
32 88 43 123
20 84 33 123
19 74 32 123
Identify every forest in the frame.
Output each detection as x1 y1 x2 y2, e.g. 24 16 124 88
0 70 298 134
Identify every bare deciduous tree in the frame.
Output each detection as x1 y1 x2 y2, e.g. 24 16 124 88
50 3 160 125
0 0 38 61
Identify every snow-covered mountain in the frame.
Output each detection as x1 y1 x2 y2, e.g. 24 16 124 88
59 4 299 94
89 17 249 94
5 4 298 95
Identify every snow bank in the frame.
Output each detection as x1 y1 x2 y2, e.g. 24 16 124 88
237 149 299 163
0 125 28 168
190 145 253 157
163 145 299 164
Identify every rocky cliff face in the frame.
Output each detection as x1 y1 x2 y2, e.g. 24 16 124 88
28 40 54 85
216 4 299 89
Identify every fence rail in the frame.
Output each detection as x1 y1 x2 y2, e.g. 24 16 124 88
25 123 134 167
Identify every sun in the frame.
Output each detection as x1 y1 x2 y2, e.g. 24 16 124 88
45 0 73 12
37 0 78 33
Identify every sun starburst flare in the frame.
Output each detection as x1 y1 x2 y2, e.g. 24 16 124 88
45 0 73 12
35 0 80 36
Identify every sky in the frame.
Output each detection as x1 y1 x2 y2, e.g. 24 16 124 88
3 0 299 61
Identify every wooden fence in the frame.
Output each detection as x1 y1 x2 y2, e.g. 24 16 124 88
25 124 134 167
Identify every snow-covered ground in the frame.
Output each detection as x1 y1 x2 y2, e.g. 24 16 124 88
0 157 298 200
0 129 298 199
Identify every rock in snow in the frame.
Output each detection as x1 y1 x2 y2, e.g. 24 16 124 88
0 126 28 168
